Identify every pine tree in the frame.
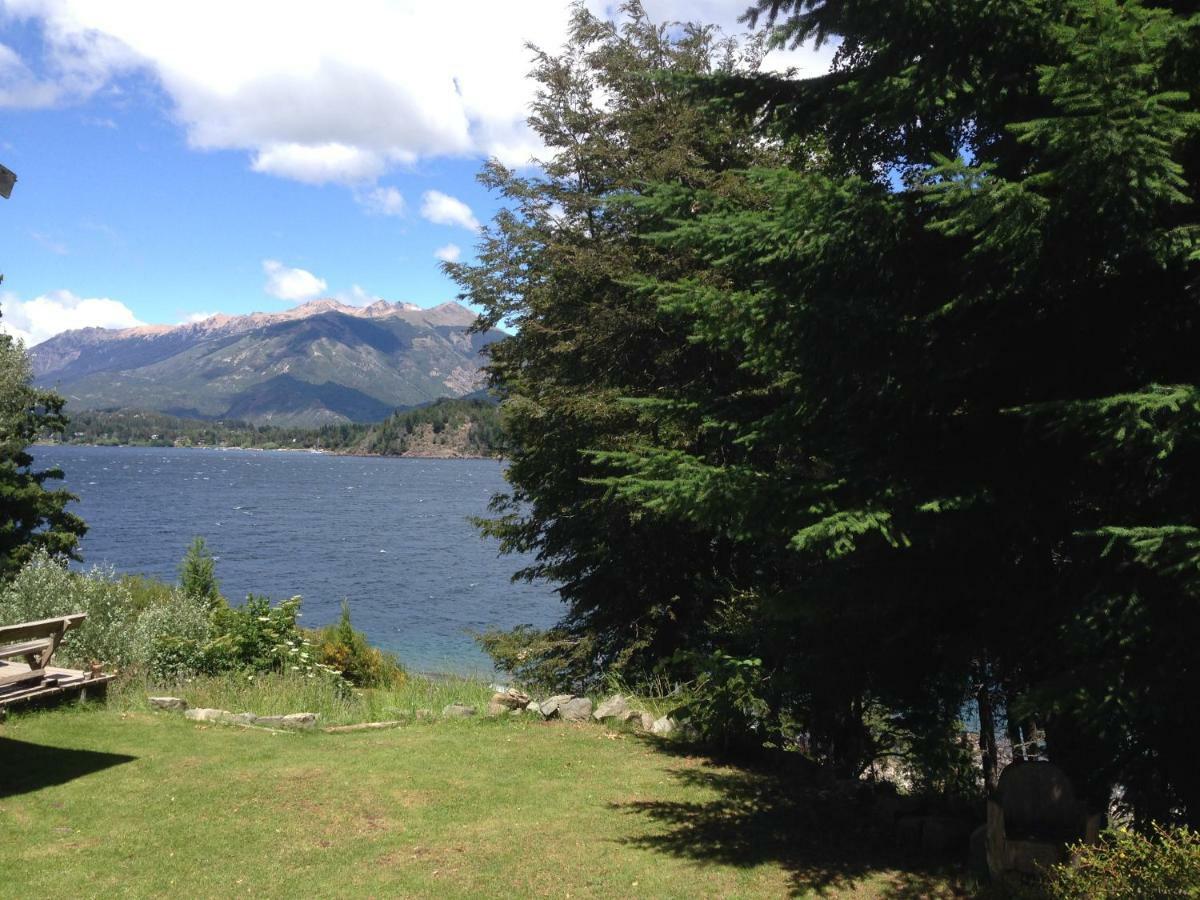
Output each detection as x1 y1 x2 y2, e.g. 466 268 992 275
0 310 87 580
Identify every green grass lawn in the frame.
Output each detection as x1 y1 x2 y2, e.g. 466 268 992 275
0 700 967 898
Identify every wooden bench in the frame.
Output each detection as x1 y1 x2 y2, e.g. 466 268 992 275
0 614 101 707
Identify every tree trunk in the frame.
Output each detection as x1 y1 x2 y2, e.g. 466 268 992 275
977 675 1000 795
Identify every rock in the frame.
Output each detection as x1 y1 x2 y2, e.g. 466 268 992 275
442 703 476 718
650 715 676 736
225 712 259 726
539 694 574 718
509 708 523 716
486 700 508 717
636 711 656 731
559 697 593 722
148 696 188 711
183 708 228 722
490 688 531 710
323 721 404 734
256 712 317 730
526 700 541 713
593 695 631 722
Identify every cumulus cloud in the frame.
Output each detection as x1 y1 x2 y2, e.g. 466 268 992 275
262 259 327 302
421 191 479 232
434 243 461 263
0 289 144 346
335 284 382 306
355 185 405 216
0 2 830 183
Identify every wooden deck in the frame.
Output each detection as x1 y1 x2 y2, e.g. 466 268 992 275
0 660 114 711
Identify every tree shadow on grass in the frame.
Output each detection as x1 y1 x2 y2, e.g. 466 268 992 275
0 737 136 799
612 740 967 898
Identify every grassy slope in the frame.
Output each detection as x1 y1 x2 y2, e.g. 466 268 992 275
0 703 965 899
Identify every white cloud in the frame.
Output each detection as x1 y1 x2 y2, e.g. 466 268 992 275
0 2 830 183
0 289 144 345
182 310 217 323
335 284 382 306
251 142 386 186
434 243 461 263
262 259 327 302
421 190 479 232
355 185 405 216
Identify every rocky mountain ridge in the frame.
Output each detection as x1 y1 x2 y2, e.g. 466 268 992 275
30 299 500 427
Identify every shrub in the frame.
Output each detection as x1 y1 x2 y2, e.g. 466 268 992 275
312 601 405 688
1041 824 1200 898
0 550 140 668
208 594 305 672
669 651 772 754
130 589 215 681
178 536 221 608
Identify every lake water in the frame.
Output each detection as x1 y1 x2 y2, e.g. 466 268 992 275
30 445 562 675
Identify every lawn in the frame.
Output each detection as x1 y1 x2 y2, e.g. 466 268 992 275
0 700 966 898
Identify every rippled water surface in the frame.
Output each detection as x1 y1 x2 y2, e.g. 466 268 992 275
32 445 561 674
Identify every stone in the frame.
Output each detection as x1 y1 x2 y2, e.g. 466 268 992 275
650 715 676 736
539 694 574 718
183 707 228 722
225 712 259 726
636 712 656 731
256 712 317 730
526 700 541 713
442 703 476 718
148 696 188 711
490 688 532 710
559 697 593 722
593 695 631 722
486 700 508 717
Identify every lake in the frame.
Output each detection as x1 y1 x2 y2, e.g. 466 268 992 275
29 445 562 675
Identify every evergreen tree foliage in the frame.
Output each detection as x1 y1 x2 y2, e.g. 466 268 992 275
178 536 221 608
0 311 86 580
594 0 1200 815
452 1 776 689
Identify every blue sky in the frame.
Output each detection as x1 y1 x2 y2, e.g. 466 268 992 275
0 1 828 346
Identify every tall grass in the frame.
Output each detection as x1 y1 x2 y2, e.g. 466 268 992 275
111 671 500 726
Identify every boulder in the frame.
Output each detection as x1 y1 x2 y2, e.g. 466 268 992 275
650 715 676 736
148 696 188 712
256 712 317 730
491 688 531 710
442 703 477 718
183 707 227 723
526 700 541 714
539 694 574 718
225 712 260 726
593 695 631 722
486 700 508 717
559 697 593 722
636 712 656 731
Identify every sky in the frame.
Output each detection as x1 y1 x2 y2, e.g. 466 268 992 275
0 1 830 347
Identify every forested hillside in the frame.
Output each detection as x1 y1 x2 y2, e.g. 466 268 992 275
46 397 502 458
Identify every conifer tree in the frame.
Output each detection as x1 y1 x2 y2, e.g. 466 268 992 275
0 310 87 580
597 0 1200 815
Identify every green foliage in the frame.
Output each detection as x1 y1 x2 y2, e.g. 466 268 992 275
668 651 772 755
311 600 405 687
459 0 1200 817
0 314 86 579
178 536 221 608
46 397 503 457
0 550 141 667
1040 825 1200 899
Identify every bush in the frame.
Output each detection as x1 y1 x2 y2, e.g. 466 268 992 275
312 601 405 688
669 651 772 754
1041 824 1200 898
130 589 215 681
0 550 141 668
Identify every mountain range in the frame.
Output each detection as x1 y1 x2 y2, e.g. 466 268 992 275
30 299 502 427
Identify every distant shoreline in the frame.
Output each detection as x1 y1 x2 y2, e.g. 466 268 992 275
32 441 499 461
